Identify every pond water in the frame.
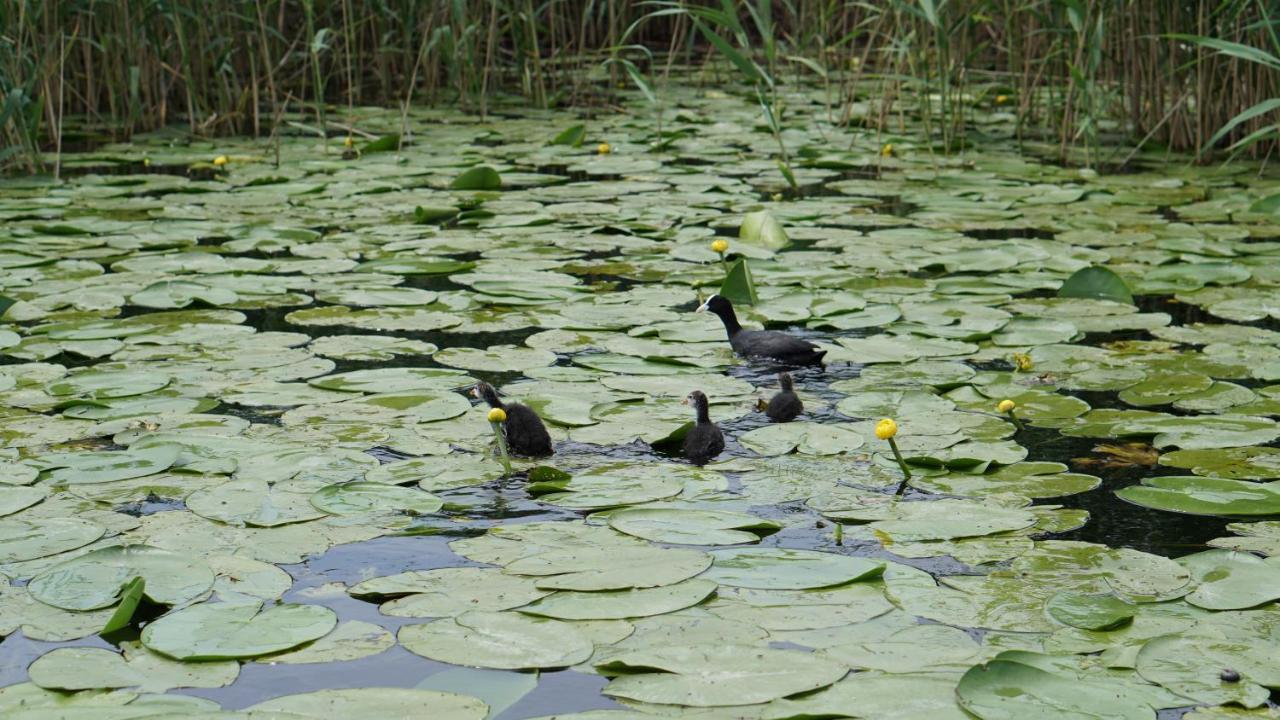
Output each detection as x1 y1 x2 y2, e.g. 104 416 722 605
2 84 1280 718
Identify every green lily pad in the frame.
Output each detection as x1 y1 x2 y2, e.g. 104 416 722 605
504 545 711 591
1046 591 1135 631
1136 634 1277 708
399 610 592 669
606 507 781 545
1117 476 1280 517
0 517 105 563
517 578 717 620
186 478 327 527
40 445 180 485
958 657 1155 719
704 548 884 589
1180 549 1280 610
28 643 239 692
598 644 847 707
141 599 337 660
309 481 443 516
29 545 215 611
249 688 487 720
738 422 864 456
1058 266 1135 305
1159 447 1280 480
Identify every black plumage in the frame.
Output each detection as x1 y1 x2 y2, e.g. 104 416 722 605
682 390 725 466
765 372 803 422
696 294 826 365
471 381 554 457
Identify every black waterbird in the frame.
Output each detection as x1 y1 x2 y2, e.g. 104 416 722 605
764 372 803 422
681 390 725 466
471 381 554 457
696 294 826 365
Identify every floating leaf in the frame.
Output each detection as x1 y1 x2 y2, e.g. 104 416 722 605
1057 265 1135 305
598 644 847 707
141 600 337 660
452 165 502 190
400 611 592 669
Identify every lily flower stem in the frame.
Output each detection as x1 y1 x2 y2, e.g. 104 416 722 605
1005 409 1026 433
888 436 912 495
490 421 513 476
717 252 728 276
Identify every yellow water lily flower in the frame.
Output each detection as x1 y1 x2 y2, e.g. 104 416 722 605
881 144 893 157
711 239 729 254
344 136 355 149
1012 352 1033 372
487 408 507 423
598 142 611 155
875 418 898 440
212 155 229 167
998 399 1016 413
996 94 1009 105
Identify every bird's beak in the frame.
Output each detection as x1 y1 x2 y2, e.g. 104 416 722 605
469 387 479 398
695 299 709 313
681 397 690 405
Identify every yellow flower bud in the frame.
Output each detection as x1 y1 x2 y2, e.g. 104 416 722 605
998 400 1016 413
212 155 229 167
1012 352 1033 372
875 418 898 440
598 142 611 155
344 136 355 148
711 239 729 254
142 157 151 167
488 408 507 423
881 144 894 158
996 94 1009 105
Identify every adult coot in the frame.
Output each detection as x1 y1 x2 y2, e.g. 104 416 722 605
696 294 826 365
682 390 725 465
471 382 554 457
765 372 803 422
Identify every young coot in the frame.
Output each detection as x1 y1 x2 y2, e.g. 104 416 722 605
696 294 826 365
471 382 554 457
682 390 725 466
765 372 803 422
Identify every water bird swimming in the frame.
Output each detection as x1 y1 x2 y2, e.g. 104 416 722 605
765 372 803 422
681 390 725 466
471 381 554 457
696 294 826 365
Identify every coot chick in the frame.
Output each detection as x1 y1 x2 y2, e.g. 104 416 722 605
682 390 725 466
696 294 826 365
765 372 803 422
471 382 554 457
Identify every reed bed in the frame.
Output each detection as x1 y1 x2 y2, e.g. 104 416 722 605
1 0 1277 173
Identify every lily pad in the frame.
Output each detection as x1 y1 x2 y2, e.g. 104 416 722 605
141 599 337 660
399 610 592 669
29 545 215 611
606 507 781 545
598 644 846 707
704 548 884 589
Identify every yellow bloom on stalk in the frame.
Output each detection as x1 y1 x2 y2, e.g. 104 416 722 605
1012 352 1033 372
998 399 1016 413
212 155 229 167
875 418 898 440
598 142 611 155
711 239 729 254
996 94 1009 105
142 156 151 168
881 144 894 157
488 408 507 423
344 136 355 149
